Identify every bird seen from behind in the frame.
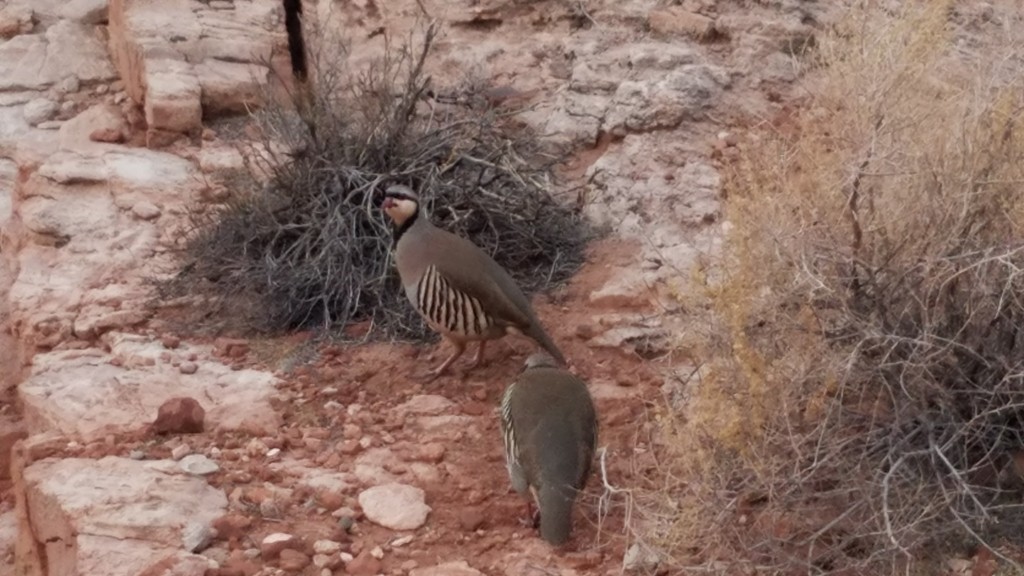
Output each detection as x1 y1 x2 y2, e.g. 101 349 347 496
500 352 598 546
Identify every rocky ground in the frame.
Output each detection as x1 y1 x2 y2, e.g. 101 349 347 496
0 0 839 575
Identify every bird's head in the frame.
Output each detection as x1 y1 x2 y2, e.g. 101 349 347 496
382 184 420 226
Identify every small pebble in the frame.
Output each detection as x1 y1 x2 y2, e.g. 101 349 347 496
171 444 191 460
313 540 342 555
129 450 145 460
371 546 384 560
390 535 413 548
266 447 281 460
340 552 354 563
180 454 220 476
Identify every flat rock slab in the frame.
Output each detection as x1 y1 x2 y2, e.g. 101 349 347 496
0 21 116 91
22 455 225 576
19 332 281 441
358 483 431 531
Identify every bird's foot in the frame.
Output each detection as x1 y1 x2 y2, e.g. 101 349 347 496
416 367 445 382
518 501 541 529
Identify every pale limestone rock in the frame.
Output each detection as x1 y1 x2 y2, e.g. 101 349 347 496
144 59 203 135
353 448 404 486
0 106 31 157
58 103 129 152
358 483 431 531
18 332 282 441
0 509 15 565
180 454 220 476
107 0 277 137
392 395 455 417
22 456 226 576
197 144 245 176
411 561 485 576
131 200 162 220
60 0 110 24
605 65 728 133
195 60 267 116
0 22 116 91
0 5 33 39
0 159 14 225
23 99 59 127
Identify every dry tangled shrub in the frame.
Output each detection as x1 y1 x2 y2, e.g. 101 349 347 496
159 22 588 338
645 2 1024 573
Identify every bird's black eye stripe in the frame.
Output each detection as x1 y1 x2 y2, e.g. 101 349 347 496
384 190 417 201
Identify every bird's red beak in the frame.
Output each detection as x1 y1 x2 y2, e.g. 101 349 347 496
382 198 396 210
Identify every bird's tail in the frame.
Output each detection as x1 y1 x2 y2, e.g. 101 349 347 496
526 323 567 366
537 483 575 546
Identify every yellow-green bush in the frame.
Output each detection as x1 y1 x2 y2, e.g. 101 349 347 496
649 2 1024 573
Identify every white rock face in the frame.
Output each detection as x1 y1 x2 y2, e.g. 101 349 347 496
19 332 282 441
107 0 278 141
0 21 116 92
358 483 431 531
22 456 227 576
23 98 59 126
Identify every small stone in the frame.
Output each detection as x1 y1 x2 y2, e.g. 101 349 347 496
171 444 191 460
95 84 110 95
313 554 331 568
266 447 281 460
647 7 716 40
0 5 33 39
57 75 81 95
261 533 297 560
457 508 485 532
345 550 382 576
338 515 356 533
129 449 145 460
89 127 125 143
340 552 354 563
212 513 252 542
279 549 311 571
37 120 63 130
179 362 199 375
390 535 413 548
24 98 59 126
152 397 206 434
132 201 162 220
622 543 660 572
313 540 341 555
182 521 214 552
180 454 220 476
370 546 384 560
413 442 446 463
409 561 485 576
358 483 431 531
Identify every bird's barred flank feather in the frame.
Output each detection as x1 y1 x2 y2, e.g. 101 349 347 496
415 265 493 337
500 383 518 466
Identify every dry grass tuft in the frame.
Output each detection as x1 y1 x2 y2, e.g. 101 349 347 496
645 2 1024 573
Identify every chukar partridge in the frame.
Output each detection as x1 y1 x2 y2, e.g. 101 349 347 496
381 184 567 379
500 352 597 545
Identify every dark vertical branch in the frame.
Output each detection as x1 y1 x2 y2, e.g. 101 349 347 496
283 0 308 82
